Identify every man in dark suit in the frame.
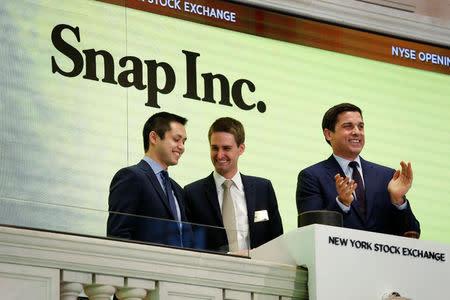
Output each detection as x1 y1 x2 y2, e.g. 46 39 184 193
184 117 283 253
296 103 420 236
107 112 191 247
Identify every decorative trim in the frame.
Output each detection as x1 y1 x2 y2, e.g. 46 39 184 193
0 226 307 298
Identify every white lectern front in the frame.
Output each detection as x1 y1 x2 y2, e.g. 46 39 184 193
250 224 449 300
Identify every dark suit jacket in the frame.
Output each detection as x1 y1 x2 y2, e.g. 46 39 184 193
184 172 283 252
107 160 191 247
296 155 420 235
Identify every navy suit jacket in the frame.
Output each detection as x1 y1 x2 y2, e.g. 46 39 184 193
296 155 420 235
184 172 283 252
107 160 191 247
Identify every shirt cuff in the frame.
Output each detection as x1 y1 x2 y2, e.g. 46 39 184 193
336 197 350 213
393 199 408 210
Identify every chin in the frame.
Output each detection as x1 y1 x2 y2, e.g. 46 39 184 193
215 167 227 175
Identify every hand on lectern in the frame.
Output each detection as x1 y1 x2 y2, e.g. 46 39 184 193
403 231 420 239
229 249 250 256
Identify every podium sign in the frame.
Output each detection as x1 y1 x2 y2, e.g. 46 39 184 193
251 224 449 300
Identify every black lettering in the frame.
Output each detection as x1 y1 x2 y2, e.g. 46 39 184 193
408 247 413 256
374 243 381 252
144 60 176 108
182 50 201 100
417 249 424 258
402 247 409 256
202 73 230 105
339 237 348 246
118 56 146 89
429 251 436 260
435 253 441 261
329 236 338 245
51 24 83 77
82 49 117 83
231 79 256 110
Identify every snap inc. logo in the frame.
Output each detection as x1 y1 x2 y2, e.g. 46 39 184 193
51 24 268 113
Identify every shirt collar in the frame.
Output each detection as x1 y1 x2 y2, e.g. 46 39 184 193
333 154 362 171
142 155 165 175
213 170 243 191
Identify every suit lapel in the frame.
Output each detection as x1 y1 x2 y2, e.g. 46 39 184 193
137 160 174 218
204 173 223 226
241 174 255 235
324 155 345 180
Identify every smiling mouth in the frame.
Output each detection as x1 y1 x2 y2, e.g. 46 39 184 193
215 159 228 164
349 139 360 143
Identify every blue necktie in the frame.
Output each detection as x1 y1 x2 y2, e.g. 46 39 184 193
161 170 180 221
349 161 366 220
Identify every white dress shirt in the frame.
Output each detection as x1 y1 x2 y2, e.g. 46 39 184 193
213 171 249 251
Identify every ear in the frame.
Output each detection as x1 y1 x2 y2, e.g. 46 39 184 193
323 129 333 142
149 131 159 145
238 143 245 155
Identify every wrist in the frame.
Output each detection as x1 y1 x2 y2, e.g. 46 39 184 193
390 195 405 206
338 196 352 207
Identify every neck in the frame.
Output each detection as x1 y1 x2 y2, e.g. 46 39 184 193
145 152 168 170
217 169 238 180
333 152 359 162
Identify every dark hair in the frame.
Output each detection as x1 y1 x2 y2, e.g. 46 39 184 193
322 103 362 145
208 117 245 146
143 112 187 152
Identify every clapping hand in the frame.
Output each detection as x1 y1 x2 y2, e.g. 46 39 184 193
388 161 413 206
335 174 357 207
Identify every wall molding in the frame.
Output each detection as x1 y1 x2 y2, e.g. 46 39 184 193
234 0 450 47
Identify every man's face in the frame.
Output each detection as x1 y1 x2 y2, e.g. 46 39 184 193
210 131 245 179
153 121 187 169
324 111 365 161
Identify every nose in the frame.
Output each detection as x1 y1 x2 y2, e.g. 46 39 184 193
352 126 360 135
217 148 225 158
178 141 185 152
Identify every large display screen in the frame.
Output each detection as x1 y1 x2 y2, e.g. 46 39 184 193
1 0 449 243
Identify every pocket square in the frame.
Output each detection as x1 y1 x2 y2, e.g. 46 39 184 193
254 210 269 222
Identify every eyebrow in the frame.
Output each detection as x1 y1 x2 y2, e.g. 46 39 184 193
341 122 364 126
